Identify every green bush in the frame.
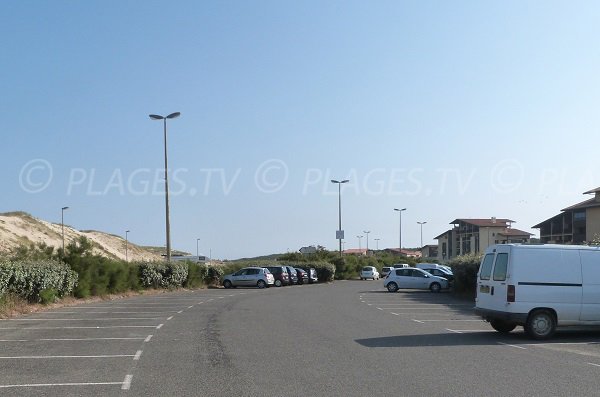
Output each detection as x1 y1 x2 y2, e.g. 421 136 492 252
448 253 482 295
0 260 77 302
139 262 188 289
39 288 58 304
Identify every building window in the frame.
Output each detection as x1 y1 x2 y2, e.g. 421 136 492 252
574 211 586 221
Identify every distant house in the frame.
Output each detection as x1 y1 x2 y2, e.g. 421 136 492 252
435 218 532 262
533 187 600 244
420 244 438 260
384 248 422 258
343 248 367 256
299 246 317 254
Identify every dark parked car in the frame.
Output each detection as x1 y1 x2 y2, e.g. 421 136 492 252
295 268 308 285
265 266 290 287
423 268 454 282
285 265 298 285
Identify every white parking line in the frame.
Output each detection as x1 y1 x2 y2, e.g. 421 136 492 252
414 319 482 322
587 363 600 368
133 350 143 360
7 317 162 321
446 329 492 333
0 354 136 359
177 311 184 314
144 335 153 342
376 307 469 311
498 342 527 350
39 337 146 341
167 316 173 321
187 305 193 309
122 375 133 390
0 326 158 330
412 319 425 324
446 329 463 333
156 324 164 329
371 304 472 307
0 381 125 389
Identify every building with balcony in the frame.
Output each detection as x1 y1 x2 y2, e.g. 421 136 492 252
435 218 532 262
533 187 600 244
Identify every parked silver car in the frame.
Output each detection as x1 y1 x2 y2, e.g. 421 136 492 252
384 267 449 293
223 267 274 289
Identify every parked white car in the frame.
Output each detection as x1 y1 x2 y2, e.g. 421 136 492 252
222 267 274 289
360 266 380 280
384 267 449 293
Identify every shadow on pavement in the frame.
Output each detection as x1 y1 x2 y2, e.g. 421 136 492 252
356 328 600 348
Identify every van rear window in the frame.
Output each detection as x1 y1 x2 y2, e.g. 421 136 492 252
480 254 494 280
493 253 508 281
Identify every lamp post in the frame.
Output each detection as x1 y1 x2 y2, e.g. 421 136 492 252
394 208 406 255
374 238 381 251
196 238 200 258
417 221 427 250
363 230 370 254
125 230 130 262
331 179 349 257
149 112 180 262
61 206 69 256
357 235 363 251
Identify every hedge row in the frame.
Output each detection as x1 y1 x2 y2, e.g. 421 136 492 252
0 260 77 302
448 253 482 295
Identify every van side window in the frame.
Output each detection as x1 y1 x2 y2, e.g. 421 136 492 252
493 253 508 281
480 254 494 280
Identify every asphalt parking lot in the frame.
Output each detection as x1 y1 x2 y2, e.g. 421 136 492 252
0 289 254 396
4 281 600 396
358 283 600 364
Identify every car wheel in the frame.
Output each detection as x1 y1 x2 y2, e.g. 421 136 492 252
387 282 398 293
257 280 266 289
223 280 232 289
490 320 517 334
525 310 556 340
429 282 441 293
274 279 282 287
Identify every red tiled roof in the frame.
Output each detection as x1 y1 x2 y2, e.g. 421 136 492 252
450 218 515 227
497 228 533 237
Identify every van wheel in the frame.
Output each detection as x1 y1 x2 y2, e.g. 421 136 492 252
525 310 556 340
223 280 232 289
490 320 517 334
387 282 398 293
274 279 282 287
429 282 441 293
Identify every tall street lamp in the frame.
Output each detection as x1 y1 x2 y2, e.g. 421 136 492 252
417 221 427 249
357 235 363 251
61 206 69 256
394 208 406 255
374 238 381 251
331 179 349 257
125 230 130 262
149 112 181 262
363 230 370 254
196 238 201 258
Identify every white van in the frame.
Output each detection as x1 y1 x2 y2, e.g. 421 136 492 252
475 244 600 339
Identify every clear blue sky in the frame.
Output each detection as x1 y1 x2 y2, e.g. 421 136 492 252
2 1 600 259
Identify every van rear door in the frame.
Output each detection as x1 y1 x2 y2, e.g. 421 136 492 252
580 249 600 321
476 245 511 311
